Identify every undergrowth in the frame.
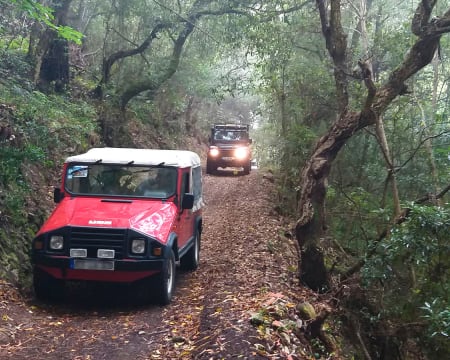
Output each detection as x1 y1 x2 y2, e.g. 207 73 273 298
0 50 98 285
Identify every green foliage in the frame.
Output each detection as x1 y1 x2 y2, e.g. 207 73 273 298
422 300 450 339
0 51 98 283
2 87 97 148
0 87 97 224
265 123 317 215
330 188 387 255
6 0 83 44
0 145 44 185
0 143 44 282
362 204 450 356
0 49 33 85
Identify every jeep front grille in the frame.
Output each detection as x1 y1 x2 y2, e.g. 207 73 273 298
69 227 126 259
220 149 234 156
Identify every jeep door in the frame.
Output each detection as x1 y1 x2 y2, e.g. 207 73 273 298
177 169 194 249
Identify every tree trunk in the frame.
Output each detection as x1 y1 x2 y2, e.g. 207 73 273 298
31 0 72 92
358 0 401 217
280 64 288 136
296 110 367 290
374 115 402 217
296 0 447 290
427 52 442 203
39 37 70 92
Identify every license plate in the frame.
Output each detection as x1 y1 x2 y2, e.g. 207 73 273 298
71 259 115 271
222 157 234 161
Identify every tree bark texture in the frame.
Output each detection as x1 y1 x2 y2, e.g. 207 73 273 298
296 1 449 290
32 0 72 91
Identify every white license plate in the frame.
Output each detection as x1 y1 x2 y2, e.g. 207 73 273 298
72 259 115 271
222 157 234 161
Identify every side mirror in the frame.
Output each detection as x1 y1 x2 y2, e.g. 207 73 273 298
53 187 64 203
181 193 194 210
249 138 253 144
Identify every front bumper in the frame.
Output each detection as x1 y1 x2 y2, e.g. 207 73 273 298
32 226 168 282
207 155 250 168
33 254 164 282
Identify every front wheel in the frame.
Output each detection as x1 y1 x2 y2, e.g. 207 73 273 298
181 229 200 271
33 267 65 301
243 162 251 175
155 249 176 305
206 160 215 175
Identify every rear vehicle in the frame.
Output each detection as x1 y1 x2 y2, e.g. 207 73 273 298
206 124 252 175
31 148 203 305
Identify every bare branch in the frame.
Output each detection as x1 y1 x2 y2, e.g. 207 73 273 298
358 59 376 111
316 0 349 113
397 129 450 170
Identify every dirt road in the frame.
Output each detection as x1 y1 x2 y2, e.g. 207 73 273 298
0 170 294 359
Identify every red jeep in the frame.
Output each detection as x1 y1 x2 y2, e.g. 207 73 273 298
31 148 203 304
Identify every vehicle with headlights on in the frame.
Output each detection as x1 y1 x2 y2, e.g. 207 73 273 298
206 124 252 175
31 148 203 305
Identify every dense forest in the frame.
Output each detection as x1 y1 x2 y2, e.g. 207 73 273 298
0 0 449 359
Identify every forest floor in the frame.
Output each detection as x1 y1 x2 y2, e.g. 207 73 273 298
0 169 332 359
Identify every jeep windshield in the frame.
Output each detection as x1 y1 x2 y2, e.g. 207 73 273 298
65 164 177 199
213 130 249 141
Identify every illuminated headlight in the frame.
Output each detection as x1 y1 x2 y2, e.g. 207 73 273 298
49 235 64 250
209 147 219 157
234 147 249 160
131 239 146 254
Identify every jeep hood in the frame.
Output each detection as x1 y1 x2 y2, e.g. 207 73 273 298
38 197 177 243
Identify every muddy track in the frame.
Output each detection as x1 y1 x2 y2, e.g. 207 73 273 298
1 169 290 359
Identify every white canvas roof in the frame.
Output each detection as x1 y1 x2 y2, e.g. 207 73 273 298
65 147 201 168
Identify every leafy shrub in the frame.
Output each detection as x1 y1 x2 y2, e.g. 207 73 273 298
0 49 32 85
362 204 450 357
266 123 317 215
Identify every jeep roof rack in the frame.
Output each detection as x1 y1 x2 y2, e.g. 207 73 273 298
66 147 201 168
212 124 249 131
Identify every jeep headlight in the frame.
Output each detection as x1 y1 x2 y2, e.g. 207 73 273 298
209 146 219 157
234 147 249 160
49 235 64 250
131 238 146 254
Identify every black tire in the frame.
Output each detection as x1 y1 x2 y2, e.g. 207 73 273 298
181 229 200 271
206 160 215 175
155 249 176 305
33 268 65 301
243 162 251 175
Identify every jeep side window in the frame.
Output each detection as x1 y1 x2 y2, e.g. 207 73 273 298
179 172 190 206
192 166 201 202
